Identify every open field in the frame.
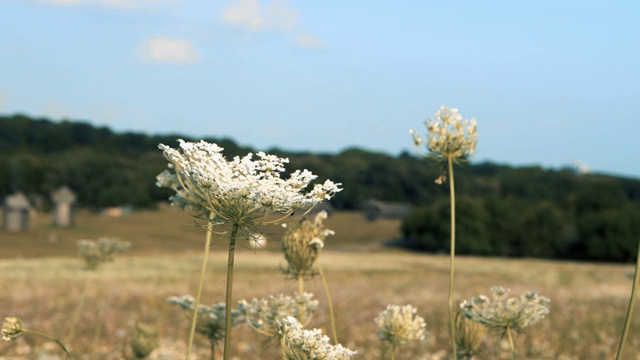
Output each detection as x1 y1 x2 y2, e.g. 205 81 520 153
0 206 401 258
2 208 640 359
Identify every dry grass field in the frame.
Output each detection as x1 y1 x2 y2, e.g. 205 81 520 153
1 207 640 359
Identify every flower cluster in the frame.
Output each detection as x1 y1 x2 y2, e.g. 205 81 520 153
157 140 342 227
2 317 23 342
375 304 427 347
238 293 319 337
460 286 550 335
278 316 357 360
282 210 334 278
167 295 243 342
410 106 477 162
77 237 131 270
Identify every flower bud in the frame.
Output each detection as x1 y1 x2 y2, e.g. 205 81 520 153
130 323 158 359
2 317 24 342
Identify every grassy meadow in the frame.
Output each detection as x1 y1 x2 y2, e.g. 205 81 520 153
1 207 640 359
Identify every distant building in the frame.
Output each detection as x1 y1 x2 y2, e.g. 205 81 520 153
2 192 31 231
361 198 412 221
51 186 77 227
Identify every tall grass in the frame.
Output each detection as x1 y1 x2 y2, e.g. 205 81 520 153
1 244 639 359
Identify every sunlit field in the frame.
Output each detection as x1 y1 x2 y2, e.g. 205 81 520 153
1 207 639 359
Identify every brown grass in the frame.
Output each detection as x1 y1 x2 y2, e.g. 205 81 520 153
0 206 401 258
1 208 640 359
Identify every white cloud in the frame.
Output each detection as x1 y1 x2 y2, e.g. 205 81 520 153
140 36 201 64
265 0 298 31
295 33 325 49
220 0 263 30
220 0 298 32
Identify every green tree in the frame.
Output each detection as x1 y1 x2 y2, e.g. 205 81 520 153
512 201 567 258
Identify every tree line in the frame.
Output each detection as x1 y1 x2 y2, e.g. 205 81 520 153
2 114 640 262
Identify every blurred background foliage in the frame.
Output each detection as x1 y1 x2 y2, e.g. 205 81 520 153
2 114 640 262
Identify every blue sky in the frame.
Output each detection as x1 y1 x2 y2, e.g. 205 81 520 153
1 1 639 179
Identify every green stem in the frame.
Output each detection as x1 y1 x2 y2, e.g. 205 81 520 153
447 156 458 359
24 329 71 359
506 327 517 360
280 335 287 360
187 211 216 360
210 338 216 360
297 273 304 296
317 262 338 345
615 237 640 360
223 224 240 360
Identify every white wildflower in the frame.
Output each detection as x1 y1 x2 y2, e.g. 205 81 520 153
157 139 342 227
238 293 319 337
375 304 427 347
460 286 550 335
282 210 334 278
410 106 478 163
167 295 243 342
77 237 130 270
278 316 357 360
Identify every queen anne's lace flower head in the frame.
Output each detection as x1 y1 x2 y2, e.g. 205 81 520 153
375 304 427 347
410 106 478 163
278 316 357 360
238 292 319 337
167 295 243 342
77 237 130 270
282 210 334 278
157 140 342 227
460 286 550 336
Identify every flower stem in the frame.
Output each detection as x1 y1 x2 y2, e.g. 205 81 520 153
506 327 517 360
298 273 304 296
23 329 71 359
615 237 640 360
187 211 216 360
223 223 240 360
318 262 338 345
447 156 458 359
298 273 305 324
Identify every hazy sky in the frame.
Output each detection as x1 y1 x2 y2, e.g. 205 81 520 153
1 1 639 178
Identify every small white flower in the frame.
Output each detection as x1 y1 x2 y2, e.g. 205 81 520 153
410 106 478 163
278 316 357 360
375 304 427 347
238 293 319 337
460 286 550 334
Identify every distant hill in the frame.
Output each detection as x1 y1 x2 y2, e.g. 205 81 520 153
2 114 640 261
